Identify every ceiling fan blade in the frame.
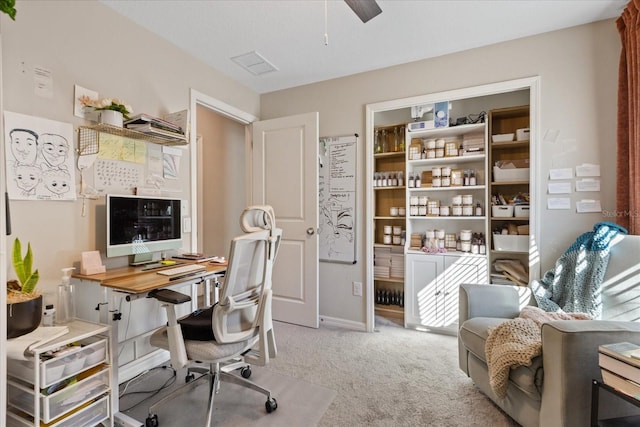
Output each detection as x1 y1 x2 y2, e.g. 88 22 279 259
344 0 382 23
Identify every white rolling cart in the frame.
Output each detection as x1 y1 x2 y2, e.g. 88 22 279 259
6 319 113 427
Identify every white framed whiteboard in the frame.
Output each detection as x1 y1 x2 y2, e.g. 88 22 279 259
318 134 357 263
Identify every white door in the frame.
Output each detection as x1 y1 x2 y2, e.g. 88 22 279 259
251 112 319 328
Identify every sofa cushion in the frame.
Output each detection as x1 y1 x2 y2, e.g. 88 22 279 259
460 317 543 401
460 317 506 362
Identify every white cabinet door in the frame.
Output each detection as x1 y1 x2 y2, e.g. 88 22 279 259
442 255 486 327
405 253 442 327
406 253 485 328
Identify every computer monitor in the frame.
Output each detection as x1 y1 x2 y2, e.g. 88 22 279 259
106 194 182 265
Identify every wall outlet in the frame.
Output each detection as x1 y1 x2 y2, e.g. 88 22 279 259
352 281 362 297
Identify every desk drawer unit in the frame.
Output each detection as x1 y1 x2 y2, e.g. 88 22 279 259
6 394 110 427
8 367 110 423
7 337 108 388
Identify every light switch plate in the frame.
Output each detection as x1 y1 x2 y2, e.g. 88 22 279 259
183 217 191 233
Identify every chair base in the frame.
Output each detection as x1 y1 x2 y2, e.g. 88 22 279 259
146 362 277 427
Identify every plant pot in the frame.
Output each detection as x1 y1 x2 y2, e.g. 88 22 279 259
98 110 123 127
7 294 43 339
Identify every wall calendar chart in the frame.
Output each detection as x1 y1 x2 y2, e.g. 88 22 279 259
318 134 357 264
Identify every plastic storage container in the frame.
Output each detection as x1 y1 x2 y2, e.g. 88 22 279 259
7 367 110 422
6 337 107 388
493 166 530 182
515 205 530 217
6 394 110 427
493 234 529 252
492 205 514 217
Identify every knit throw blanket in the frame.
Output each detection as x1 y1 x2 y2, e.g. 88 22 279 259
485 306 592 399
530 222 627 318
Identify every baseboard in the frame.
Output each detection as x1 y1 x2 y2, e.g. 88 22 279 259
118 349 170 383
319 315 366 331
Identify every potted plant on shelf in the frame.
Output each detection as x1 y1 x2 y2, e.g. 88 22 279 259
7 238 42 338
78 95 133 127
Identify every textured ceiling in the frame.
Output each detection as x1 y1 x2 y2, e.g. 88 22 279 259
101 0 627 94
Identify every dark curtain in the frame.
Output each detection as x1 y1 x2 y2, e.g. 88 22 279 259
617 0 640 234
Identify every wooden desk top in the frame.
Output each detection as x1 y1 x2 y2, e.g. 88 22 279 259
73 262 227 294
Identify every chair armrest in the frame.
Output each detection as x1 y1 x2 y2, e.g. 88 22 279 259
539 320 640 427
148 288 192 304
458 283 529 325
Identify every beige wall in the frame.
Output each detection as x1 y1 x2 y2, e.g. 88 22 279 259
196 104 246 257
261 19 621 324
0 2 622 327
1 0 260 303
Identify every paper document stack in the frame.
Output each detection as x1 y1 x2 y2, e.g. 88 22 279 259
125 111 188 143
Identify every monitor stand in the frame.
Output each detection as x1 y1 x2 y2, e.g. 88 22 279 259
129 253 155 267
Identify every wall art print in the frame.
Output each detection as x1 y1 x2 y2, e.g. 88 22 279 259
4 111 77 201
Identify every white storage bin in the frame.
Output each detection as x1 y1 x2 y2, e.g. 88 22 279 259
514 205 530 217
492 133 514 143
516 128 530 141
7 338 107 388
493 166 530 182
493 234 529 252
6 394 109 427
8 367 110 422
492 205 514 218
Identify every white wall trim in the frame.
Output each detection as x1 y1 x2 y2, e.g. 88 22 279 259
319 315 367 331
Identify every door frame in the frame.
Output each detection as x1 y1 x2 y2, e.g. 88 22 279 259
188 89 258 252
364 77 541 332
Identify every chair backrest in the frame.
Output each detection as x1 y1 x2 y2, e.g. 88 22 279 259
212 206 282 345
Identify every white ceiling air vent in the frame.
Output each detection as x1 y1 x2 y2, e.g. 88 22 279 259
231 51 278 76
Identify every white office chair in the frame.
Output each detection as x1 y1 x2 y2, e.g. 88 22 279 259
146 205 281 427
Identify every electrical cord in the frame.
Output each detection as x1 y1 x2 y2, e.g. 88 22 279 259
118 365 177 412
117 298 133 359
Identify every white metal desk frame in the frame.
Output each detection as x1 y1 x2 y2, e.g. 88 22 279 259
89 269 224 423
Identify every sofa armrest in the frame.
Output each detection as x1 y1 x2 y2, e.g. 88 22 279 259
539 320 640 427
458 283 530 325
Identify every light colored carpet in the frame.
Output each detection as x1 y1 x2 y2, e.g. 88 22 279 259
120 365 335 426
120 316 518 426
266 316 519 427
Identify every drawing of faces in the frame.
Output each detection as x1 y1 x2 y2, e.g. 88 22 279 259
41 168 71 197
9 128 39 165
14 164 42 195
39 133 69 168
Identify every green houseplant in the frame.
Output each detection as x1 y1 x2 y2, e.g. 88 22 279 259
0 0 16 20
7 238 42 338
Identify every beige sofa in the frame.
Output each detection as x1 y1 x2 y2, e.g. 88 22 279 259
458 234 640 427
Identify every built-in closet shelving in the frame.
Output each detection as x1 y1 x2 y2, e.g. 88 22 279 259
368 83 536 333
488 106 531 286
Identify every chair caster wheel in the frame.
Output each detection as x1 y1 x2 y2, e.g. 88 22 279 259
240 367 252 378
265 397 278 413
145 414 159 427
185 373 195 382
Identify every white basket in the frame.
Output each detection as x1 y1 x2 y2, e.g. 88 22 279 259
493 234 529 252
516 128 530 141
493 166 529 182
492 133 514 143
515 205 530 217
492 205 514 218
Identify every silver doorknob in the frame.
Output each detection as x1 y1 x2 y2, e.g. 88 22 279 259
306 227 316 235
